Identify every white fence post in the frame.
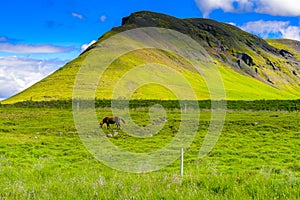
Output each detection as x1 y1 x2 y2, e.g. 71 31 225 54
180 147 184 176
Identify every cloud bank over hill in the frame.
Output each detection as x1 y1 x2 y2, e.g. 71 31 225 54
195 0 300 17
240 20 300 41
0 35 78 100
0 43 74 54
0 56 67 100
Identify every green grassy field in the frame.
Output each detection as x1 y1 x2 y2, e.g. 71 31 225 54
0 106 299 199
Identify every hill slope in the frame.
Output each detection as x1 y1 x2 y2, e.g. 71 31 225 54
3 11 300 104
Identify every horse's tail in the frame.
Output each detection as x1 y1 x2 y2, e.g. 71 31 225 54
120 118 126 124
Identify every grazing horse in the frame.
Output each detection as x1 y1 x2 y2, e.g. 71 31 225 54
99 116 125 129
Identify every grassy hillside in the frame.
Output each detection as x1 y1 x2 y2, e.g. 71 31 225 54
2 11 300 104
116 12 300 95
267 39 300 60
3 48 298 104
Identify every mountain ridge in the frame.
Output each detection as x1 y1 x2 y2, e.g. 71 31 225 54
83 11 300 91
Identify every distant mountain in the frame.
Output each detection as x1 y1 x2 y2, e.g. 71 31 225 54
3 11 300 104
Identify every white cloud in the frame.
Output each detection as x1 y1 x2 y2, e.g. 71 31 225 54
0 36 8 42
240 20 300 40
0 56 67 99
0 43 74 54
100 15 107 22
195 0 300 17
255 0 300 16
72 12 84 20
0 36 19 43
195 0 232 18
227 22 236 26
81 40 97 52
281 26 300 40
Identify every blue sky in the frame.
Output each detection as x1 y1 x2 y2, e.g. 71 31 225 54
0 0 300 100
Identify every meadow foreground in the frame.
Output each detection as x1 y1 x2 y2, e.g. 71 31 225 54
0 106 299 199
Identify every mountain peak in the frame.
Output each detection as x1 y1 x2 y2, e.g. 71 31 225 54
117 11 288 79
120 11 279 55
121 11 176 26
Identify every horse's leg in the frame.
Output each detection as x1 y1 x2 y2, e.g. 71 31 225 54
116 120 120 129
107 123 110 129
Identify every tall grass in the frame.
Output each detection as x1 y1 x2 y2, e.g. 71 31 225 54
0 107 299 199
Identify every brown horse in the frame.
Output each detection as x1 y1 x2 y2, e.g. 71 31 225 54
99 116 125 129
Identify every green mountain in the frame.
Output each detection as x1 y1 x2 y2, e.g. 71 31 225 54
3 11 300 104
